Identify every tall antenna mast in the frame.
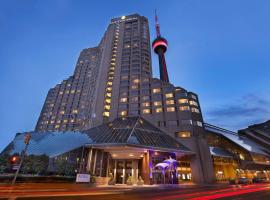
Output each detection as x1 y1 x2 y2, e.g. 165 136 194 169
155 9 161 37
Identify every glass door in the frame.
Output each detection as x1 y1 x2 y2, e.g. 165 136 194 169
116 160 124 184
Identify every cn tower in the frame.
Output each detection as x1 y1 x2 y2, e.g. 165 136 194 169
152 11 170 83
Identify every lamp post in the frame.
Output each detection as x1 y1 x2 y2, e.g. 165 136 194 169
12 133 31 185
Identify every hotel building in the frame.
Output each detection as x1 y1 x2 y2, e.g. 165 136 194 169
1 14 270 184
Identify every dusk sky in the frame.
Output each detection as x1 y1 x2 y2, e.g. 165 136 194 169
1 0 270 151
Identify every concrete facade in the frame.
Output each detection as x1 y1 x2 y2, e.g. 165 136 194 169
33 14 215 183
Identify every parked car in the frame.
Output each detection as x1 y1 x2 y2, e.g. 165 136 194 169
228 179 236 185
252 177 269 183
237 177 251 184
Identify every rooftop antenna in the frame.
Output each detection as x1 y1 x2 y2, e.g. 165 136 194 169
155 9 161 37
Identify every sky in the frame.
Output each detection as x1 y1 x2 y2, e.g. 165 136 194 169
0 0 270 152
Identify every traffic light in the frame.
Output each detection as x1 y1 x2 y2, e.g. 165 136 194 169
11 156 18 164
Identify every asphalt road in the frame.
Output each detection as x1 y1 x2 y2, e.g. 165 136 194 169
0 183 269 200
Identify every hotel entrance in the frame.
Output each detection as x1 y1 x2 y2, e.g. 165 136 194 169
111 159 139 184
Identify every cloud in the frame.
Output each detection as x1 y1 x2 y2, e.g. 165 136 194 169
205 94 270 131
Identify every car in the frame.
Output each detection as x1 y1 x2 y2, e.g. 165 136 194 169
252 177 269 183
228 179 236 184
237 177 250 184
252 177 264 183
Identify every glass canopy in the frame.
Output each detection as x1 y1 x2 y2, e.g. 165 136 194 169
1 117 192 158
205 123 270 156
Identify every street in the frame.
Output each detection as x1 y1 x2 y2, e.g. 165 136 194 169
0 183 270 200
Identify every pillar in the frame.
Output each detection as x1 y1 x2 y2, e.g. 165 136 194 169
142 151 152 184
86 148 93 172
132 160 138 183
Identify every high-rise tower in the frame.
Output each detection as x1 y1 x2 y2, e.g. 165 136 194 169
152 11 170 82
23 13 215 184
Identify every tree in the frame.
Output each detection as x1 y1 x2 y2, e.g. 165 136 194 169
54 159 76 176
0 153 11 173
21 154 49 175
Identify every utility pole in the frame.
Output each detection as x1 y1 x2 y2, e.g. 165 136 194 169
12 133 31 185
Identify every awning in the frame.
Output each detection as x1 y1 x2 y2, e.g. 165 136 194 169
209 146 235 158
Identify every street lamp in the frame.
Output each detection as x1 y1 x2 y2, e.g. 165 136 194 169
12 133 31 185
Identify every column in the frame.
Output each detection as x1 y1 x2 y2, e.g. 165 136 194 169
142 151 152 184
86 148 93 172
100 151 104 176
123 160 126 184
113 160 117 182
132 160 138 184
93 149 97 175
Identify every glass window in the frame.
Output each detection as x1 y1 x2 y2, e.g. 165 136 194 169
194 121 203 127
103 112 110 117
129 103 139 109
133 79 140 84
179 106 190 111
107 81 113 86
189 100 198 106
153 101 162 106
104 105 111 110
152 88 161 93
129 110 139 115
175 131 191 138
120 91 128 96
106 93 112 97
131 96 139 102
105 98 111 104
142 109 151 114
131 85 139 89
121 75 129 80
166 107 175 112
130 91 139 96
167 120 178 126
190 94 197 100
178 98 188 104
165 93 173 98
155 108 163 113
106 87 112 92
142 96 150 100
120 110 127 116
142 102 150 107
181 120 192 125
120 97 128 103
158 121 166 127
191 107 200 113
166 100 175 105
72 109 78 114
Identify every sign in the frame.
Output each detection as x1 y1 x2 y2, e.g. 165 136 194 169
76 174 90 183
12 164 20 170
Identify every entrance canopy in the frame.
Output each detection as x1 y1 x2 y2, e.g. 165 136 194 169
1 117 193 158
83 117 193 154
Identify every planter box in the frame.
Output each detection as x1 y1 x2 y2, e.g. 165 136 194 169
95 177 110 186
